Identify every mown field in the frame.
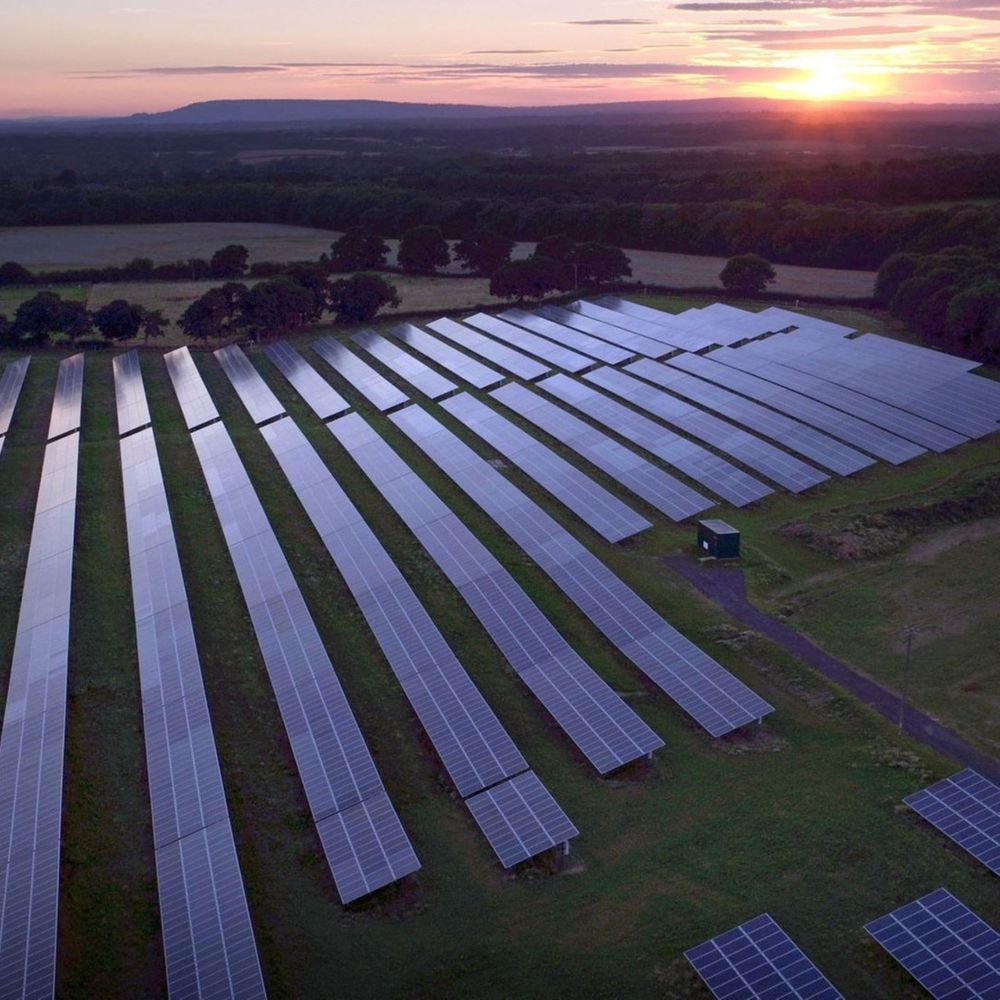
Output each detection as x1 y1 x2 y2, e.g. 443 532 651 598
0 308 997 998
0 221 878 297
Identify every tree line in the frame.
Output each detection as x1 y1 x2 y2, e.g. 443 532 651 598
1 174 997 271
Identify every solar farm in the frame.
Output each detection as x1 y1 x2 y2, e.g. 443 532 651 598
0 297 999 998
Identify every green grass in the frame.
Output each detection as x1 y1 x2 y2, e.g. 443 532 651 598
0 283 90 317
0 339 997 998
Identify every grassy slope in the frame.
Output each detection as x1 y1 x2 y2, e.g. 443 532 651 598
0 323 996 997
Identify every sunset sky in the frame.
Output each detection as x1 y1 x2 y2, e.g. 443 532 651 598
1 0 997 116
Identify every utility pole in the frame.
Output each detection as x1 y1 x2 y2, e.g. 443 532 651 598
898 624 918 731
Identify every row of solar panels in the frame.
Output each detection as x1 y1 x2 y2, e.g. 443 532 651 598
687 766 1000 999
0 356 31 460
0 355 83 1000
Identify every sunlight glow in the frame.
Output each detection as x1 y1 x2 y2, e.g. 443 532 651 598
779 54 883 101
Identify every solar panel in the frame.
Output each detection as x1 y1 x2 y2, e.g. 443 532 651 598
569 300 715 353
262 341 349 421
118 423 266 998
665 352 925 466
256 415 577 865
464 771 578 868
585 366 828 493
311 336 410 412
865 888 1000 999
47 352 84 440
0 357 30 438
537 374 772 508
352 329 457 400
214 344 286 425
427 317 550 380
112 350 152 436
709 348 966 454
0 423 79 999
499 308 633 364
440 393 652 544
164 347 220 430
329 411 663 774
386 324 505 390
489 381 713 522
464 313 594 373
537 304 672 360
391 405 774 737
686 913 843 1000
183 413 420 904
627 358 874 476
905 769 1000 876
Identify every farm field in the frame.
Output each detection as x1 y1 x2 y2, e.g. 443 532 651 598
0 221 878 297
1 306 999 998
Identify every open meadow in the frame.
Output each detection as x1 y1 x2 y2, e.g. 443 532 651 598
0 298 998 997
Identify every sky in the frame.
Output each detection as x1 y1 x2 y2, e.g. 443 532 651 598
0 0 997 116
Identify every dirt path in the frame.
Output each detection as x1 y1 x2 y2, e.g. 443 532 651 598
667 554 1000 781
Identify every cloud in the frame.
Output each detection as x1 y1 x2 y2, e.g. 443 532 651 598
467 49 563 54
673 0 1000 15
565 17 659 24
706 24 922 38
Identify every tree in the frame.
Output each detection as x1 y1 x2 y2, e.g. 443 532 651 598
874 252 919 306
238 278 317 341
944 280 1000 358
94 298 144 343
329 228 390 272
489 257 568 302
209 244 249 279
397 226 450 274
453 231 515 276
139 308 169 345
12 291 69 346
282 266 331 323
180 287 238 341
328 273 400 324
0 262 35 286
719 254 777 294
533 234 575 262
0 315 13 347
566 242 632 286
61 301 94 345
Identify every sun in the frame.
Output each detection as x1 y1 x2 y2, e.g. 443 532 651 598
800 57 854 100
777 53 878 102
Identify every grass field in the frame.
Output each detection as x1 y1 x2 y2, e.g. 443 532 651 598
0 222 877 298
0 319 998 997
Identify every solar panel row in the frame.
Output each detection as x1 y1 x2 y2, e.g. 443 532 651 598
866 887 1000 1000
537 304 672 360
440 393 652 544
47 351 84 441
427 317 550 381
709 348 966 454
390 405 774 737
165 347 220 431
685 913 843 1000
387 323 505 389
585 366 828 493
214 345 286 426
0 357 30 439
118 423 266 999
625 358 874 476
0 360 81 999
257 415 577 866
181 409 420 904
499 308 634 365
352 330 457 400
569 300 714 353
537 373 772 507
311 336 409 412
489 381 713 522
262 341 349 421
329 411 663 774
112 350 152 437
464 312 594 373
905 769 1000 877
665 351 925 466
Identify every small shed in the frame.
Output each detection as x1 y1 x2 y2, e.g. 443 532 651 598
697 519 741 559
